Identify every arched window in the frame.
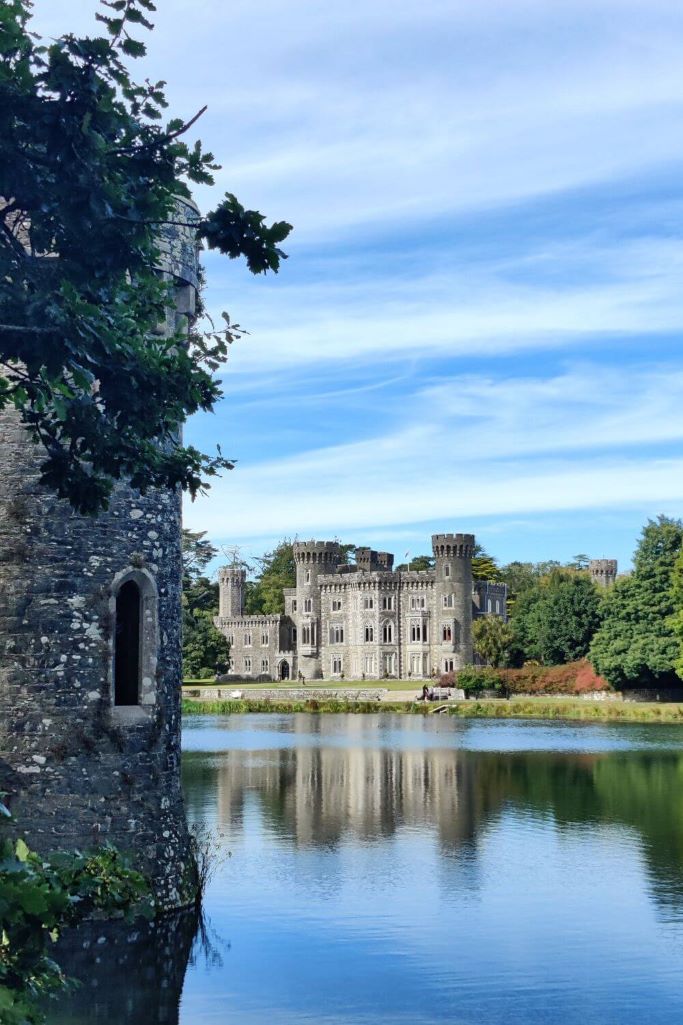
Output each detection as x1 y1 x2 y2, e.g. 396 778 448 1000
111 568 158 710
364 624 374 642
114 580 141 706
382 621 393 644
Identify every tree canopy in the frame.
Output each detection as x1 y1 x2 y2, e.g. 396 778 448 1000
589 516 683 689
0 0 291 513
181 528 230 679
511 569 603 667
244 541 297 615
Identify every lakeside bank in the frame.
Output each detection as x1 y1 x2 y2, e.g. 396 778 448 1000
182 695 683 723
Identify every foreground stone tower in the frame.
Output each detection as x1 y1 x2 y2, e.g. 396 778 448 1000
432 533 474 668
589 559 618 588
0 198 199 909
293 541 342 678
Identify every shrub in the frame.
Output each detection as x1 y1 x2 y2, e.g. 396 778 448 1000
455 667 505 695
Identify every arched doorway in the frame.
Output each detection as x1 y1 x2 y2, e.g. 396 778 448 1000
279 660 290 681
114 580 141 705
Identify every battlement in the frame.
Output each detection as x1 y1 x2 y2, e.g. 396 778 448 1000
589 559 618 587
218 566 246 583
293 541 342 566
355 547 394 572
431 533 475 559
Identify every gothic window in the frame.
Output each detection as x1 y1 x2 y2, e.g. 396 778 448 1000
330 624 344 644
487 598 492 613
304 598 312 613
302 624 311 645
495 600 501 614
444 659 454 673
384 652 396 675
305 570 311 584
410 596 426 610
244 631 252 646
227 633 234 646
331 656 343 675
114 580 141 706
292 600 297 612
381 595 394 611
442 594 454 609
364 654 375 674
445 565 450 578
261 658 269 673
442 623 452 642
364 596 374 610
410 654 422 675
244 657 252 674
364 624 374 643
332 598 343 612
382 621 393 644
261 630 269 646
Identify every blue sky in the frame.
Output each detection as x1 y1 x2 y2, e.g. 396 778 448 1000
40 1 683 571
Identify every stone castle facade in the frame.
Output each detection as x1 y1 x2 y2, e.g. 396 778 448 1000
215 534 508 681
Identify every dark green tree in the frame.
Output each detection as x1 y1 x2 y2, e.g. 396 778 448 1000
472 616 514 667
590 516 683 689
395 555 434 572
244 540 296 615
0 0 291 513
181 529 229 679
471 545 503 582
511 570 602 666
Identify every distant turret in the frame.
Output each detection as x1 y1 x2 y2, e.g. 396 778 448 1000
589 559 618 588
218 566 246 617
432 533 475 667
293 541 342 679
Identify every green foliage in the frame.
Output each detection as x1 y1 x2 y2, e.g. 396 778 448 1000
455 666 506 695
669 547 683 680
181 529 229 679
0 0 291 513
472 616 514 667
590 517 683 688
395 555 434 572
511 570 603 666
0 813 151 1024
244 541 296 615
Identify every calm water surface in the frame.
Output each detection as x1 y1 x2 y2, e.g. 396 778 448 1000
50 714 683 1024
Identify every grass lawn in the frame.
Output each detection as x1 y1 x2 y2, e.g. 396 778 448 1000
183 678 419 692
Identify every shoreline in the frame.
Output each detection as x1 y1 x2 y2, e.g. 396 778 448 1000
182 696 683 724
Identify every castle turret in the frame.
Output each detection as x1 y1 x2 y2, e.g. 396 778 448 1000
432 533 475 669
218 566 246 617
0 198 200 910
293 541 342 679
589 559 618 588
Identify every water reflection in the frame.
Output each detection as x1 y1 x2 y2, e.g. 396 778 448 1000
49 716 683 1025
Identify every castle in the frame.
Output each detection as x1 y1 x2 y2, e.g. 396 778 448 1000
215 534 508 681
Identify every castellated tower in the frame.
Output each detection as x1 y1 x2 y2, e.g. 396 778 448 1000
293 541 342 679
589 559 618 588
218 566 246 617
432 533 475 668
0 198 199 910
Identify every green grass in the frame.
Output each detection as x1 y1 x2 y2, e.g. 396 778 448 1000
181 695 683 723
182 678 419 692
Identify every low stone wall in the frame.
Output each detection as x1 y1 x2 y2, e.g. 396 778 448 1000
183 686 388 702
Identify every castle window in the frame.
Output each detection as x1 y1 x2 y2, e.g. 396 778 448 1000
444 659 454 673
410 620 428 643
364 654 375 674
261 658 269 673
410 654 422 675
381 595 394 611
304 598 312 613
332 598 343 612
383 652 396 675
330 624 344 644
302 624 311 645
261 630 269 646
495 600 501 614
292 600 297 612
382 621 393 644
227 633 234 646
364 624 374 643
244 631 252 646
114 581 141 706
410 596 426 610
305 570 311 584
442 623 452 642
364 596 374 610
331 656 343 675
487 599 492 613
442 594 454 609
244 657 252 674
444 565 450 578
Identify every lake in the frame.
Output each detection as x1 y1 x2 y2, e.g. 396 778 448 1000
49 713 683 1024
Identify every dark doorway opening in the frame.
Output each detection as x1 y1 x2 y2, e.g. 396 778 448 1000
279 660 290 681
115 580 141 705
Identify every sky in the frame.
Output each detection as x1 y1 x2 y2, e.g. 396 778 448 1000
38 0 683 572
